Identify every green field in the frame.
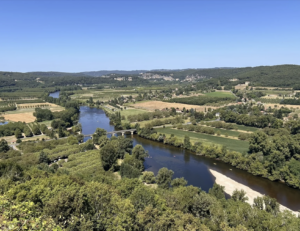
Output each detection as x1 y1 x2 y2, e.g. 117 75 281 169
4 104 64 115
61 149 113 181
184 125 243 137
129 117 184 128
232 124 260 132
124 100 151 106
38 120 53 127
204 91 236 98
70 89 139 102
120 108 149 117
202 121 259 133
155 127 249 153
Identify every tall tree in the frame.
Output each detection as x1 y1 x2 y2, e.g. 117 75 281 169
156 167 174 189
0 139 10 153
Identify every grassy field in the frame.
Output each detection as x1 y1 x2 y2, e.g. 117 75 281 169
124 100 150 106
131 100 219 112
120 108 149 117
233 124 260 132
184 125 243 137
70 89 139 102
155 127 249 153
2 104 64 123
205 91 236 98
38 120 53 127
61 150 111 180
202 121 259 133
128 117 187 128
2 134 50 144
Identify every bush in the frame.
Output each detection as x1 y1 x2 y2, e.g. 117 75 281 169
0 139 10 153
39 151 50 164
177 124 183 130
120 163 141 179
238 133 250 140
142 171 156 184
67 136 78 145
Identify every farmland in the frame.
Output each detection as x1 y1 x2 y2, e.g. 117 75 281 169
2 103 64 123
130 100 219 112
204 91 236 98
120 108 149 118
155 127 249 153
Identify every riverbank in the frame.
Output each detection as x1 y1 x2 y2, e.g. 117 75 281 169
75 106 300 211
209 169 298 215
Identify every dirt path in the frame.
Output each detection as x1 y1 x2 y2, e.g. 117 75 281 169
209 169 298 215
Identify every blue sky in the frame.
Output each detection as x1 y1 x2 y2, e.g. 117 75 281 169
1 0 299 72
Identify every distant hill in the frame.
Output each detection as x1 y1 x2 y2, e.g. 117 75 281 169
1 65 299 87
144 65 300 87
28 70 150 77
80 70 147 77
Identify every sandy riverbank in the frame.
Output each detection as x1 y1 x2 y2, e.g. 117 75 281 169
209 169 298 215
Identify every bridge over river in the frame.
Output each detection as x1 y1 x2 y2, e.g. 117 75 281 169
83 129 137 138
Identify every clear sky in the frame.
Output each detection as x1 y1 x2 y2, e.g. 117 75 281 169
1 0 299 72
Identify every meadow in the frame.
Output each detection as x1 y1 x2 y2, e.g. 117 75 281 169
130 100 219 112
120 108 149 118
60 149 112 181
204 91 236 98
70 89 139 102
155 127 249 153
202 122 260 133
2 103 64 123
185 125 244 137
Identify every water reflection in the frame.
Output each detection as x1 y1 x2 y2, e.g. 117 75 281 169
77 106 300 211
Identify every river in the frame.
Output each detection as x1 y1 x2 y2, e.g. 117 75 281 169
76 106 300 211
49 91 60 98
48 91 300 210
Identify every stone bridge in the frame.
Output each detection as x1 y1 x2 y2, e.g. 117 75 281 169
83 129 136 138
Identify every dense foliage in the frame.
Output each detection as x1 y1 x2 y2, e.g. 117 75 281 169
1 137 300 230
168 95 235 106
0 122 26 137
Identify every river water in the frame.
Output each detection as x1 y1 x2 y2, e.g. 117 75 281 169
77 106 300 211
49 91 60 98
49 90 300 211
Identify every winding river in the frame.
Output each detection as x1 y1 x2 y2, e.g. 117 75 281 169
49 92 300 211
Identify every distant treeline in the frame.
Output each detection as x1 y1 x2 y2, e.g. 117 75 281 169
167 95 235 106
0 105 16 113
281 99 300 105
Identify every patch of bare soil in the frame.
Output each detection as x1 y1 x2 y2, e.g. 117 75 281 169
4 112 36 123
132 101 219 112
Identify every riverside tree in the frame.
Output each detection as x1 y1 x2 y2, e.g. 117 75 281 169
156 167 174 189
